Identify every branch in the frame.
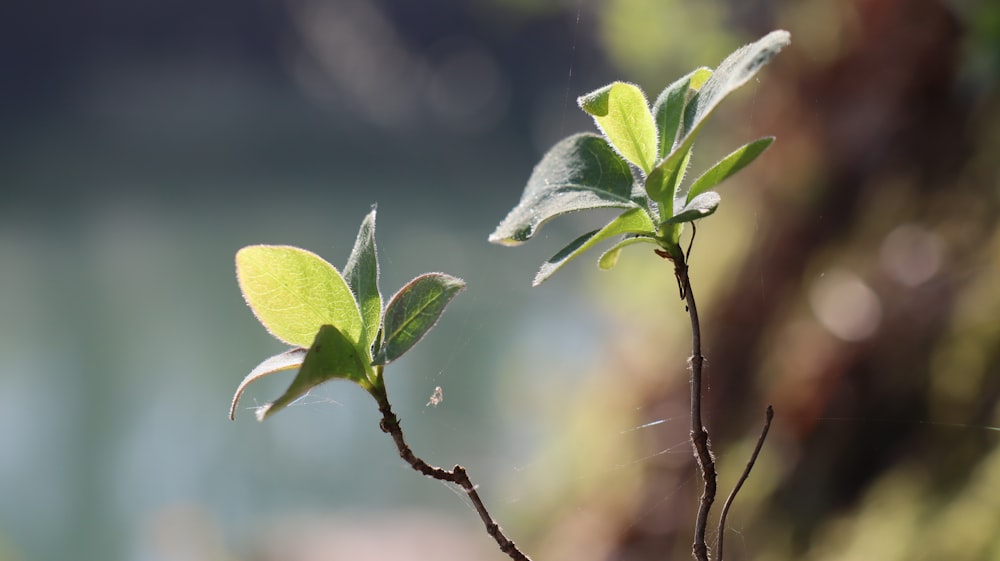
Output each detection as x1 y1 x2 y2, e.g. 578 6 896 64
673 255 717 561
374 390 532 561
715 405 774 561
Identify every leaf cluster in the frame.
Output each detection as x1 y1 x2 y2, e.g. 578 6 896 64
489 30 790 284
229 209 464 420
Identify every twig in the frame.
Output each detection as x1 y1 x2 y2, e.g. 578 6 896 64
674 255 717 561
715 405 774 561
374 390 532 561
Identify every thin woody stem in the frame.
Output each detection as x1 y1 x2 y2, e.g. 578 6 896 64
716 405 773 561
675 256 717 561
373 388 531 561
660 241 773 561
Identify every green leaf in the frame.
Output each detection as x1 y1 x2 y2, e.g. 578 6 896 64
598 236 660 270
489 133 638 246
686 137 774 203
578 82 658 173
688 67 713 94
664 191 721 225
229 348 307 420
343 209 382 351
646 31 788 212
652 67 712 160
236 245 364 348
256 325 370 420
645 145 693 205
372 273 466 365
533 208 655 286
679 30 790 148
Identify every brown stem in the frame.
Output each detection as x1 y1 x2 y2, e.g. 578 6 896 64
374 389 532 561
716 405 774 561
674 255 717 561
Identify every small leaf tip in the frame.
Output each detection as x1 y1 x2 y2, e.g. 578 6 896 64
488 231 520 247
770 29 791 42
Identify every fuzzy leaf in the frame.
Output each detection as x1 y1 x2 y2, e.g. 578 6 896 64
229 348 307 420
680 31 789 143
685 137 774 203
664 191 721 225
255 324 370 420
645 145 693 205
489 133 638 246
652 67 712 159
649 31 789 210
598 236 660 270
343 209 382 350
578 82 658 173
372 273 466 365
236 245 363 348
533 208 655 286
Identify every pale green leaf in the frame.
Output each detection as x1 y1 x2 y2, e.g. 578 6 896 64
236 245 364 347
686 137 774 203
533 208 655 286
256 324 370 420
372 273 466 365
229 348 307 420
578 82 658 173
598 236 660 270
489 133 638 246
688 66 713 92
343 209 382 351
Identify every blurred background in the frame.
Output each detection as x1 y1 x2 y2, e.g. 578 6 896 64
2 0 999 560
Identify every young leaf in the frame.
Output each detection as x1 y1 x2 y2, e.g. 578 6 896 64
372 273 466 365
598 236 659 270
489 133 638 246
664 191 722 225
685 137 774 203
229 348 308 420
646 31 788 211
343 209 382 350
679 30 790 147
645 145 693 205
578 82 658 173
236 245 364 348
533 208 655 286
652 67 712 159
255 324 370 420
